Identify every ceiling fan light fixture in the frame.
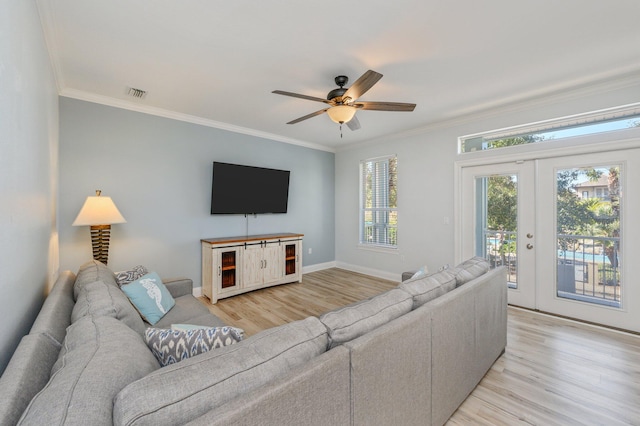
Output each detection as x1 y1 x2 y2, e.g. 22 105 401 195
327 105 357 124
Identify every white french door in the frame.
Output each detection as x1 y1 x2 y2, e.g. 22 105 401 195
459 148 640 332
460 161 536 308
535 149 640 332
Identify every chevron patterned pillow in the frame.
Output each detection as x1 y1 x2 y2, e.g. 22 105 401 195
144 326 244 366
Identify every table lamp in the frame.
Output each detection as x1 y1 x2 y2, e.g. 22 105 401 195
72 190 126 265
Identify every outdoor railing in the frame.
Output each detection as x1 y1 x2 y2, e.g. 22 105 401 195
483 230 518 287
482 231 621 307
557 234 621 307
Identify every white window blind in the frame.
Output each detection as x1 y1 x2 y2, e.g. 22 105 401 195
360 155 398 248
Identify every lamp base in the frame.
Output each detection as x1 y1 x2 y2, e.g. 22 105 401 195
90 224 112 265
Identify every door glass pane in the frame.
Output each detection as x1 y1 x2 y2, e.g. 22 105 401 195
476 174 518 287
556 166 622 308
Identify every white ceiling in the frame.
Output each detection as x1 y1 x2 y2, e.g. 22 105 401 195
38 0 640 151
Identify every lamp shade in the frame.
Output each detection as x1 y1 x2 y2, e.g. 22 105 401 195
326 105 357 124
72 192 126 226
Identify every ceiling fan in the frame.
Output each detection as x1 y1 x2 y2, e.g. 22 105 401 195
272 70 416 132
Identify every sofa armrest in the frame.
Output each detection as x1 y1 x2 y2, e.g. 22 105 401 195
0 334 61 426
162 278 193 298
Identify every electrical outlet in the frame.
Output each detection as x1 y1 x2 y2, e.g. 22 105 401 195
308 248 312 255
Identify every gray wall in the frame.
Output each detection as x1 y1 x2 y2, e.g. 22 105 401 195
335 75 640 280
58 98 335 288
0 1 59 375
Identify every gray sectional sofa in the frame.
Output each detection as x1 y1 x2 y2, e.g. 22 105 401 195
0 257 507 426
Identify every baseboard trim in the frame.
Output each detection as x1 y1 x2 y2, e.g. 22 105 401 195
334 262 401 282
302 261 337 274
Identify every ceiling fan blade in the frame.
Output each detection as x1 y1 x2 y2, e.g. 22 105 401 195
343 70 383 102
286 108 329 125
356 101 416 112
272 90 333 104
346 115 361 131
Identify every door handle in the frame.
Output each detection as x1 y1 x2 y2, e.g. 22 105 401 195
526 243 534 249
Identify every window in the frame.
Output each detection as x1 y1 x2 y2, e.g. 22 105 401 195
595 187 609 200
459 103 640 153
360 155 398 248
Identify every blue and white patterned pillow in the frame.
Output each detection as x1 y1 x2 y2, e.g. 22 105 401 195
144 326 244 366
121 272 175 325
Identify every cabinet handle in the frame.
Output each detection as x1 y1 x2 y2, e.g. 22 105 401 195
218 266 221 276
264 259 267 268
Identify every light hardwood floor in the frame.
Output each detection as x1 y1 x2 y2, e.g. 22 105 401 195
201 268 640 425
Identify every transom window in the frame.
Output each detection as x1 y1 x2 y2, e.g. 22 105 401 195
359 155 398 248
460 103 640 153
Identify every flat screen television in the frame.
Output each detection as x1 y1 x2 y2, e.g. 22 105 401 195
210 162 290 214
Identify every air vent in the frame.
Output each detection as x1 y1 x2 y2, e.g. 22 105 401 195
126 87 147 99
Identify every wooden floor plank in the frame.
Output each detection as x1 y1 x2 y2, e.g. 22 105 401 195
199 268 640 425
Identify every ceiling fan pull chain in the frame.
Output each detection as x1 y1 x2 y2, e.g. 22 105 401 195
340 123 343 138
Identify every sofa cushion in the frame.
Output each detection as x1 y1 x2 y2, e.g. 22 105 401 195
73 259 119 300
399 270 457 309
115 264 149 286
451 256 490 287
145 326 244 366
72 280 146 335
113 316 328 426
121 272 176 325
19 316 159 426
319 288 413 349
152 295 226 329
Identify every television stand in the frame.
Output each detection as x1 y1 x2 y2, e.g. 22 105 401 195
201 233 303 303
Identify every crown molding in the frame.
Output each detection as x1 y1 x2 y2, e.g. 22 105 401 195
59 88 336 154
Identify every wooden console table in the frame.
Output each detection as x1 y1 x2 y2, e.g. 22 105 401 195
201 233 303 303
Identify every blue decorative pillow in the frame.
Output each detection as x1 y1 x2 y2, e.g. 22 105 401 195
144 326 244 366
121 272 175 325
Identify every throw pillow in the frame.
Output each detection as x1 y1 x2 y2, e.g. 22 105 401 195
144 326 244 366
115 265 148 286
171 324 210 331
121 272 175 325
410 265 429 279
